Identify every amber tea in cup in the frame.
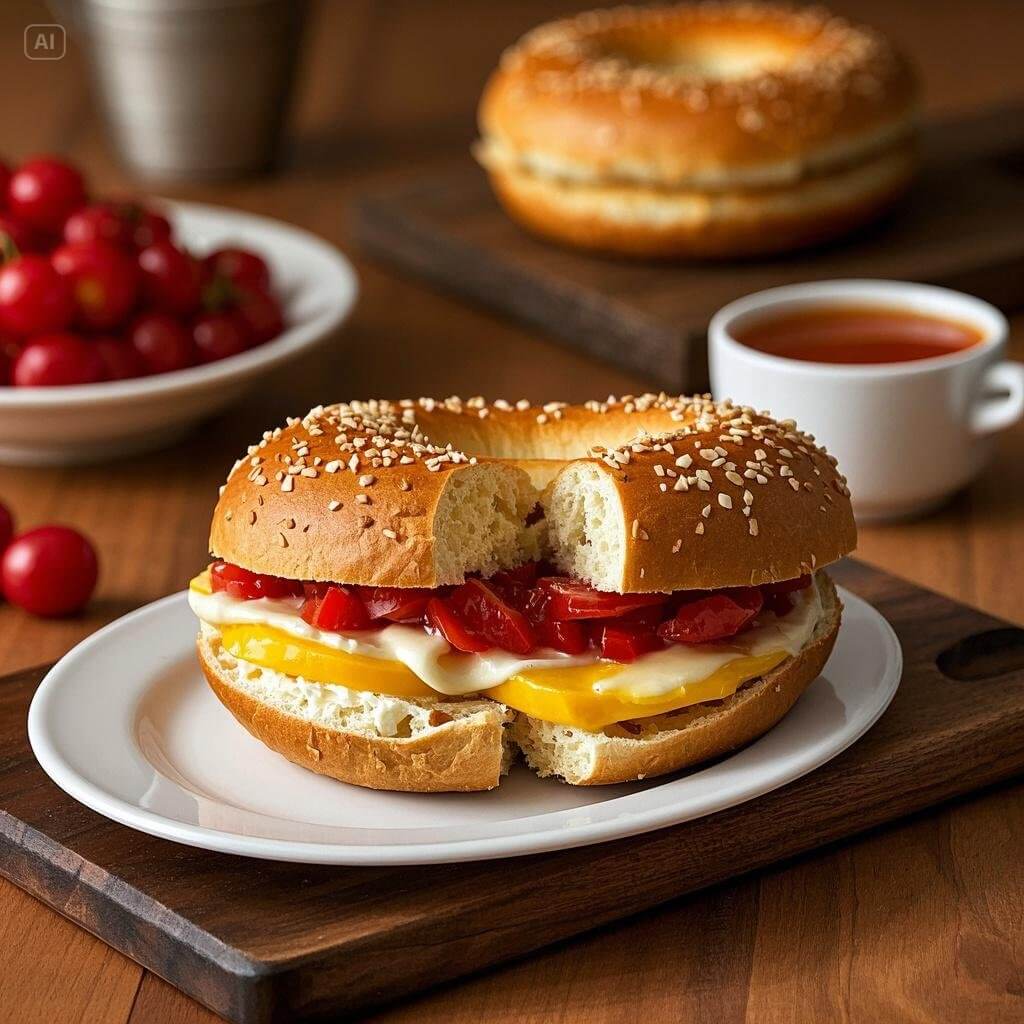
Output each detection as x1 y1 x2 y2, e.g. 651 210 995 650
733 304 984 365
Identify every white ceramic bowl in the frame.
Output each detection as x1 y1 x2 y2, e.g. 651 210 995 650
0 200 358 465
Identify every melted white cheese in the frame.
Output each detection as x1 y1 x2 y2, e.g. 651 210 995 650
189 582 822 699
597 584 822 698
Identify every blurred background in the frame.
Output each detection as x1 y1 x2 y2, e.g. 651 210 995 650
0 0 1020 663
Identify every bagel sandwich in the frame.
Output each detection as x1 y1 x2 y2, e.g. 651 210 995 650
190 395 856 790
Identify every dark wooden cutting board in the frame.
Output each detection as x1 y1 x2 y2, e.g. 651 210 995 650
2 559 1024 1024
352 104 1024 389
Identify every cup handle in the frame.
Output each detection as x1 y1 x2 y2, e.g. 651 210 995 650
971 362 1024 436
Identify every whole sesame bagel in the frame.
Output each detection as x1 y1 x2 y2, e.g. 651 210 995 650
475 2 919 258
210 394 856 591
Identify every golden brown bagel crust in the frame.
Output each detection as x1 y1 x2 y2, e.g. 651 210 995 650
512 572 841 784
480 3 917 185
476 3 918 257
198 630 512 792
562 406 856 592
210 395 855 591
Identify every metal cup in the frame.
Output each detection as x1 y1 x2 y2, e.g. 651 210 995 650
55 0 308 181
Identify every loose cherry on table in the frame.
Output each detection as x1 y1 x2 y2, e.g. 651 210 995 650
1 524 98 617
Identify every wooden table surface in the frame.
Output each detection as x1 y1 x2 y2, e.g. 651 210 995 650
1 1 1022 1021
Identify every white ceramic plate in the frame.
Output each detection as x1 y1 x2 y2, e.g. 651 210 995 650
28 586 901 865
0 200 358 465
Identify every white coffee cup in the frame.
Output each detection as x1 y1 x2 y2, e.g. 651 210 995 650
708 280 1023 522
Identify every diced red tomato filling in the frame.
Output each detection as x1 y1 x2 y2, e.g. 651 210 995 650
208 560 813 663
210 560 303 601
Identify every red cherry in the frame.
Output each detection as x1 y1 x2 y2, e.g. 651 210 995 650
0 213 38 254
0 255 74 335
192 311 250 364
12 333 105 387
51 241 139 331
204 247 270 293
209 561 302 601
0 162 10 204
129 313 195 374
137 241 200 315
63 202 137 250
7 158 86 234
2 525 98 617
0 501 14 551
234 287 284 345
131 207 172 249
93 336 146 381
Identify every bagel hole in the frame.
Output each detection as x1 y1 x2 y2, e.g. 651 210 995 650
596 29 798 80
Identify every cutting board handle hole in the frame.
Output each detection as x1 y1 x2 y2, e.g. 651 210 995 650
936 628 1024 681
996 150 1024 176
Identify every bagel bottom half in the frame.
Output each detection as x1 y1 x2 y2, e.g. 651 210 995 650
197 627 515 792
482 144 914 259
197 574 840 790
